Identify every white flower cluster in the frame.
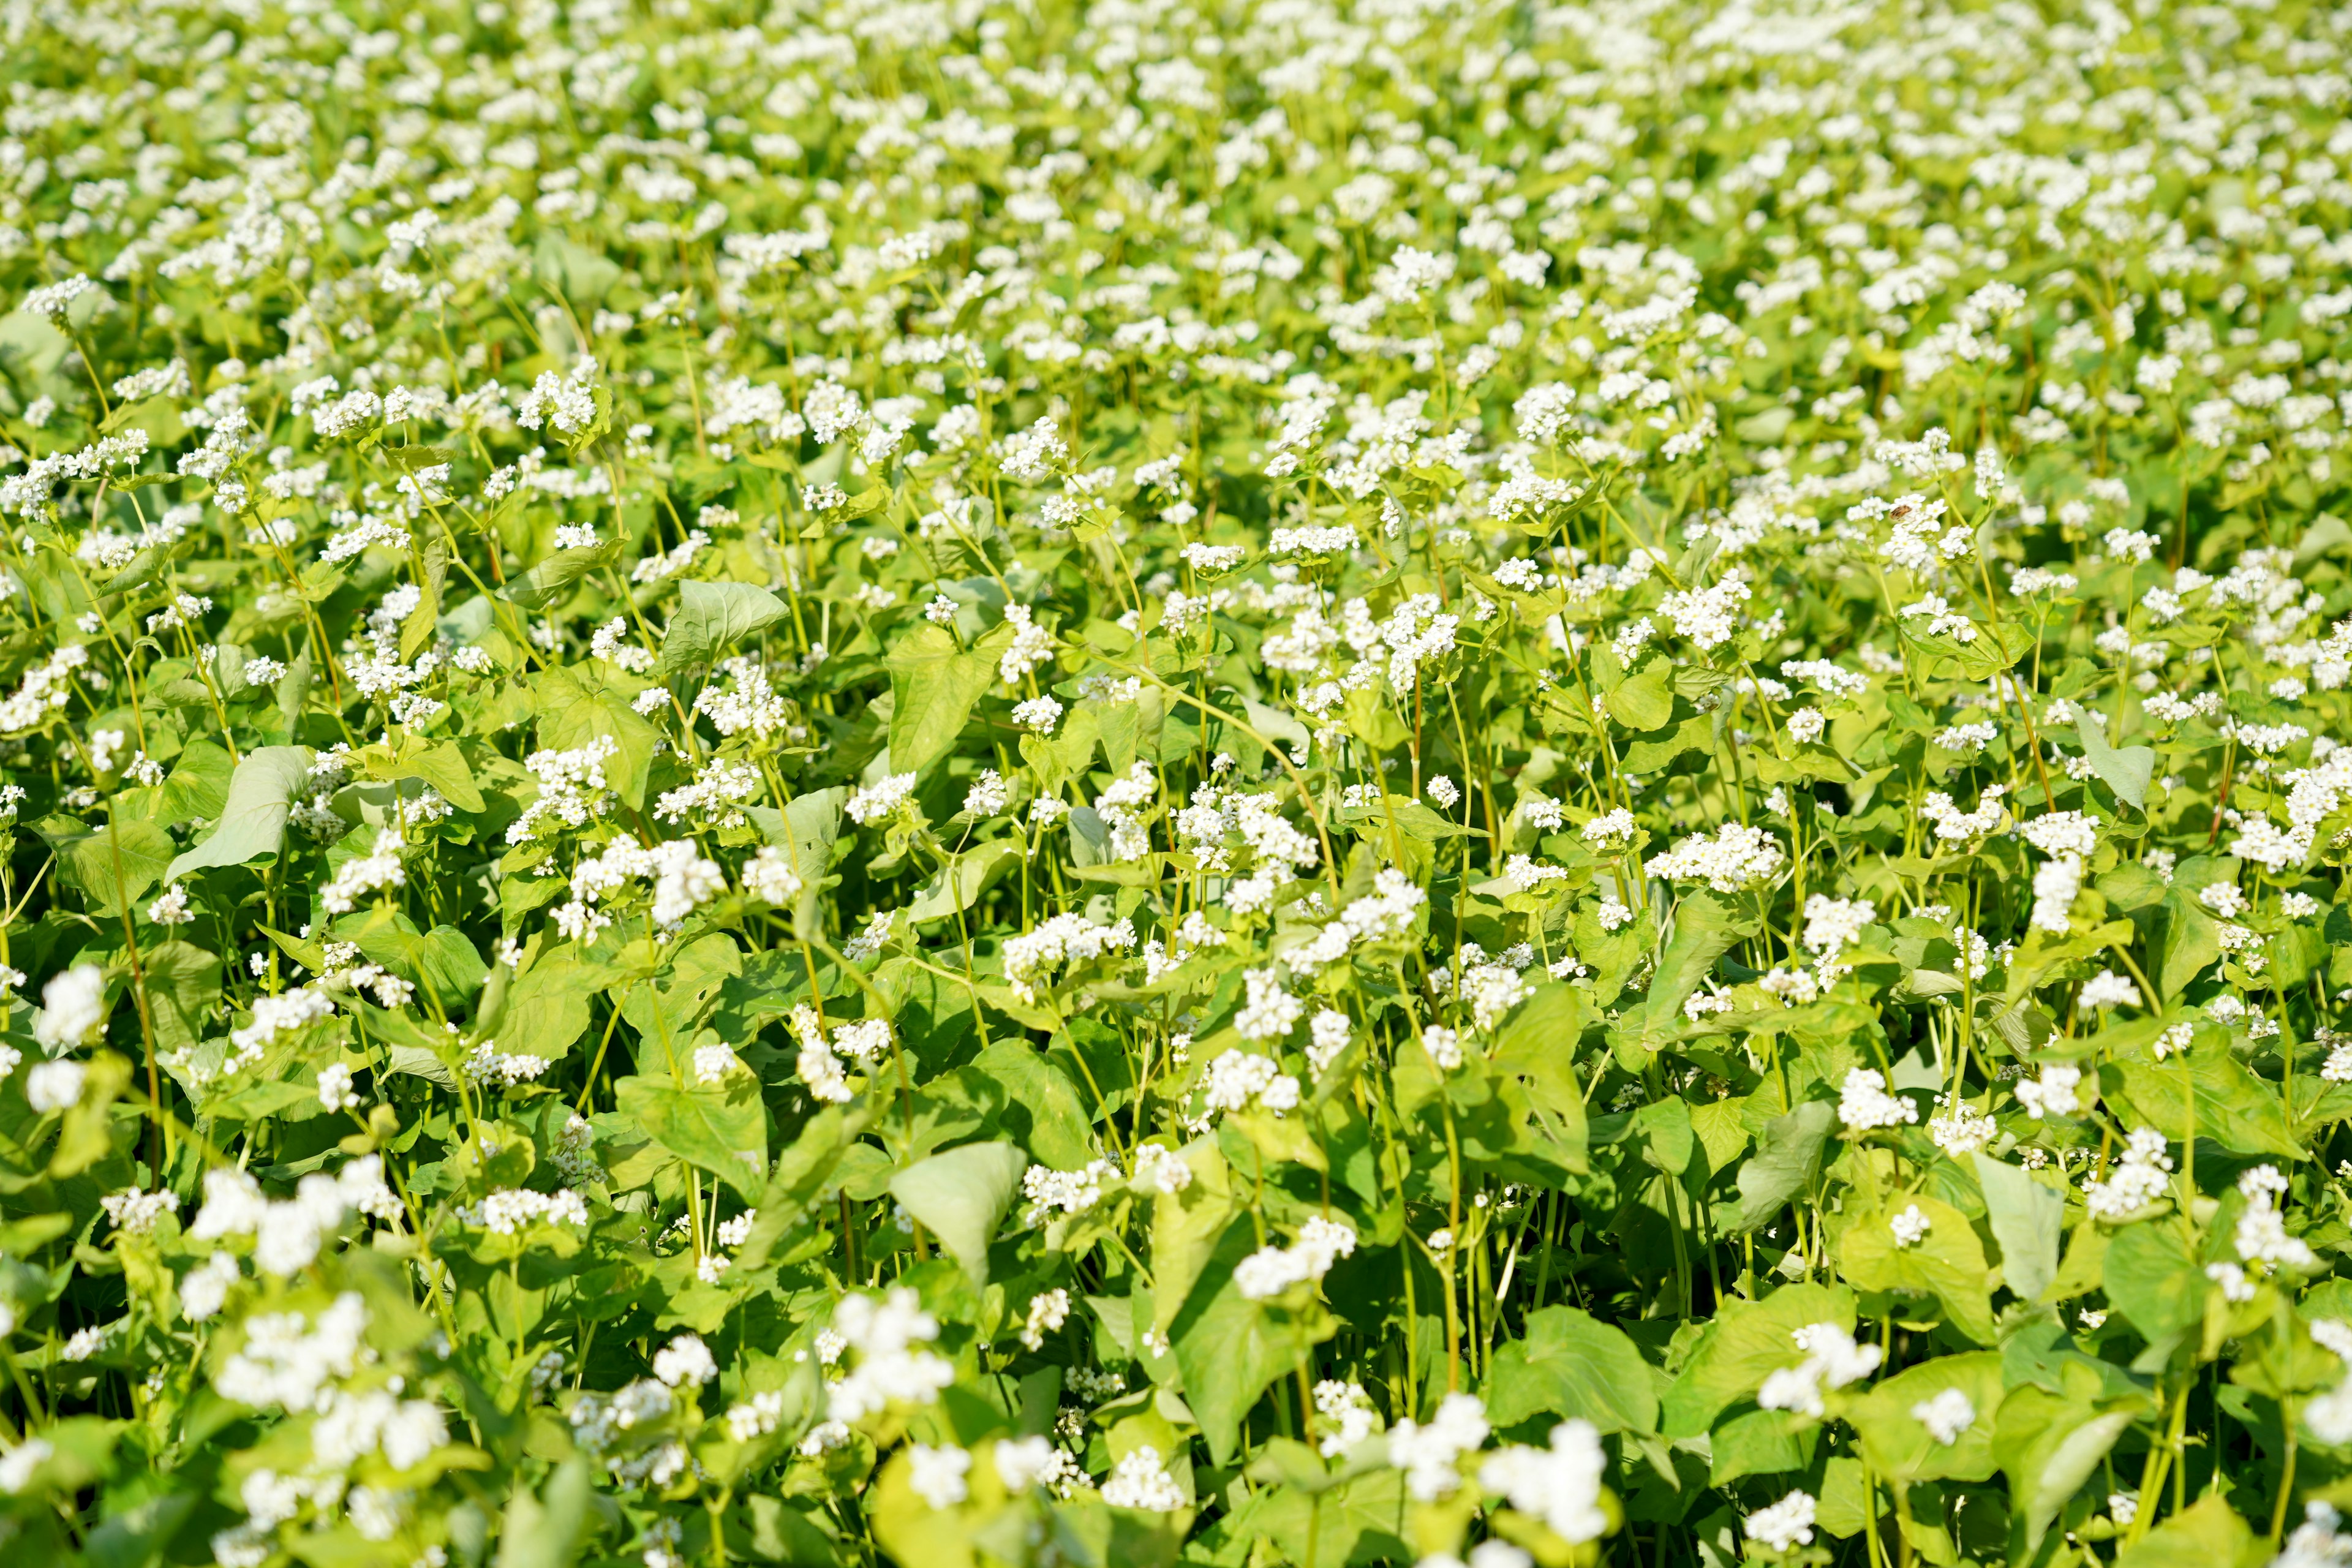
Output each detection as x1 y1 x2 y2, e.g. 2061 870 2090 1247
1232 1215 1357 1300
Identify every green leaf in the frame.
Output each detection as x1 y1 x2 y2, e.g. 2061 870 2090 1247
1169 1221 1336 1465
534 235 622 307
493 948 601 1061
494 1458 592 1568
745 788 845 940
1606 669 1675 731
658 578 790 676
500 535 623 611
2073 710 2154 810
1996 1385 2138 1556
1728 1101 1836 1232
1620 713 1714 773
907 839 1023 924
2102 1216 2207 1344
2105 1047 2303 1161
2114 1494 2255 1568
884 622 997 777
164 744 312 882
1482 1305 1659 1434
1840 1352 2003 1482
533 663 659 808
972 1039 1096 1170
889 1140 1026 1286
364 734 486 814
1834 1195 1996 1345
58 815 175 916
1973 1153 2065 1304
1151 1142 1239 1334
614 1074 769 1199
1617 889 1757 1050
141 941 219 1057
1660 1282 1854 1437
1488 984 1589 1173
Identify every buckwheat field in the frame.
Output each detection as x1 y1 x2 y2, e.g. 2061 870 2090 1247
20 0 2352 1565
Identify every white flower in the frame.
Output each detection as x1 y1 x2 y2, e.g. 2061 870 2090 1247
1387 1392 1488 1501
1478 1420 1609 1544
1099 1444 1186 1511
993 1435 1074 1493
1757 1323 1882 1417
1012 695 1065 733
652 1333 717 1387
316 1063 360 1113
1837 1068 1917 1131
908 1444 971 1509
1911 1388 1975 1446
2078 971 2141 1009
2084 1128 2173 1219
1889 1204 1930 1248
24 1058 85 1112
2015 1064 2084 1120
0 1438 52 1494
179 1251 241 1321
1645 823 1784 892
32 963 106 1050
1747 1490 1817 1553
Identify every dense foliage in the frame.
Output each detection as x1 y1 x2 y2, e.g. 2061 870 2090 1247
14 0 2352 1564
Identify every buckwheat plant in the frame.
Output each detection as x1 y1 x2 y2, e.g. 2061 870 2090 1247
10 0 2352 1565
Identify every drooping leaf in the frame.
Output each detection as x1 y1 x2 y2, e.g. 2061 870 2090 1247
889 1140 1026 1286
1973 1152 2065 1304
164 744 312 882
1728 1101 1836 1232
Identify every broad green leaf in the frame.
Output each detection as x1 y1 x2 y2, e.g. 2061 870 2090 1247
500 535 623 611
2103 1216 2208 1344
889 1140 1026 1286
494 1458 592 1568
1834 1195 1996 1345
534 663 658 808
493 947 601 1061
1619 713 1714 773
658 578 789 676
2114 1494 2255 1568
164 744 311 881
1169 1221 1336 1465
364 734 485 813
58 814 175 916
1482 1305 1658 1434
972 1039 1096 1170
141 940 219 1056
1151 1141 1240 1334
2073 710 2154 810
1973 1153 2065 1304
158 741 232 826
1617 889 1758 1050
1728 1101 1836 1232
1660 1282 1853 1437
907 839 1022 924
1230 1467 1408 1568
614 1074 769 1199
747 788 845 940
533 234 622 307
1996 1385 2138 1556
2104 1048 2302 1161
884 622 997 777
1840 1351 2003 1482
1605 669 1674 731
